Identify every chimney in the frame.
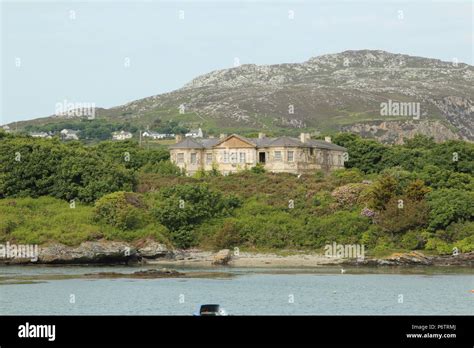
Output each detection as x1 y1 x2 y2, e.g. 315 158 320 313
258 132 266 139
219 133 227 139
324 136 332 143
175 134 183 143
299 133 310 143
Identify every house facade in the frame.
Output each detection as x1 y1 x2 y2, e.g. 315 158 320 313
29 131 52 139
185 128 203 138
112 131 133 140
169 133 347 175
142 131 175 139
60 129 80 140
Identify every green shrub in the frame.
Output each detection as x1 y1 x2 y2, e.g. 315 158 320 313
330 168 364 185
250 163 266 174
94 192 149 230
454 236 474 253
152 184 241 248
360 225 382 249
140 160 182 176
400 230 425 250
212 220 243 250
306 211 371 247
425 238 453 254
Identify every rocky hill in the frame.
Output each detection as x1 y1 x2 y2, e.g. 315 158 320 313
8 50 474 143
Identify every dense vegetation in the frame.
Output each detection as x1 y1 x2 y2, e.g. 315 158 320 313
0 130 473 256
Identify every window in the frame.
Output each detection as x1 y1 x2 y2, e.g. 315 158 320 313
239 152 246 163
177 153 184 164
274 151 282 161
206 153 213 164
230 152 237 163
190 153 197 164
287 151 294 162
310 148 314 156
316 152 322 164
223 151 228 163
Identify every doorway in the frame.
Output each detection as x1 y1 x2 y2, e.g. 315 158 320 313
258 152 266 163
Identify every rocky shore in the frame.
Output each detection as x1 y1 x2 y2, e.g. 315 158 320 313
0 240 472 268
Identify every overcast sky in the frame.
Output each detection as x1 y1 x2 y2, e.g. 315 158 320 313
1 0 473 124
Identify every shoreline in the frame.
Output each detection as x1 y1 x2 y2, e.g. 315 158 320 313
0 240 472 268
148 250 474 268
148 250 345 268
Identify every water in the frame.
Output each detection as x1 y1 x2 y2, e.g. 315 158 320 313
1 266 473 315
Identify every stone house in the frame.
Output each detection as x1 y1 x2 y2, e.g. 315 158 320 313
169 133 347 175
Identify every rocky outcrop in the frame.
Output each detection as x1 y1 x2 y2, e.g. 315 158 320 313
432 96 474 140
136 240 173 259
212 249 232 265
341 120 461 144
84 268 184 279
38 241 138 264
0 240 172 265
343 251 474 267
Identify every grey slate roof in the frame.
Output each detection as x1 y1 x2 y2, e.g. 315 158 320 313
168 138 205 149
266 136 310 148
200 138 221 148
169 134 347 151
306 139 347 151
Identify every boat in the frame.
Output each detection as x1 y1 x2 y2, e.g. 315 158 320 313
193 304 228 316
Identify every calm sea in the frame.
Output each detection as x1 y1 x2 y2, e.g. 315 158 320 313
1 266 473 315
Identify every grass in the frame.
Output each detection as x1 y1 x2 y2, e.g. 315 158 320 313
0 196 169 246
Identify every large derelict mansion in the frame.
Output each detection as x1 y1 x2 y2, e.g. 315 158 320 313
169 133 347 175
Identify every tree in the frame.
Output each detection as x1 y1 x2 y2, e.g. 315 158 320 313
405 179 431 201
426 189 474 231
374 197 429 234
152 184 241 248
333 133 387 173
403 134 436 149
367 174 399 210
0 135 136 202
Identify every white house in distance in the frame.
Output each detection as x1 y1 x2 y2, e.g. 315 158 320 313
2 125 11 133
185 128 203 138
29 131 52 138
60 129 80 140
112 130 133 140
142 131 175 139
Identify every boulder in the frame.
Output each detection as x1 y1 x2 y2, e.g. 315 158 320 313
384 251 432 265
137 241 171 259
212 249 232 265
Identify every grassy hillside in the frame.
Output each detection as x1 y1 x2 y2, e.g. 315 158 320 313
0 196 169 246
